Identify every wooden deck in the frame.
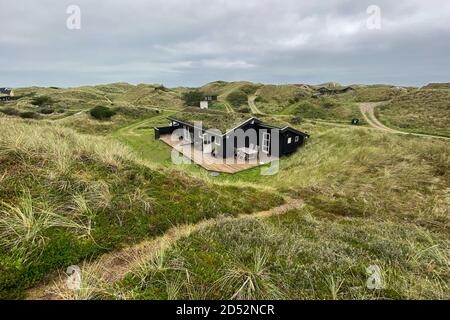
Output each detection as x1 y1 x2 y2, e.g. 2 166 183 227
160 134 261 174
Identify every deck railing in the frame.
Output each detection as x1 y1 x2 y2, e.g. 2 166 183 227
154 126 177 139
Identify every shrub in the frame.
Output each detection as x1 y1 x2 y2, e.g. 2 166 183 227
155 85 168 92
38 107 55 115
19 111 40 119
237 107 251 113
239 84 259 95
291 116 302 124
90 106 116 120
0 107 19 116
182 90 204 107
227 91 248 107
31 96 54 107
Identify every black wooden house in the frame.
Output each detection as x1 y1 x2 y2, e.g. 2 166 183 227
155 110 309 160
0 88 13 101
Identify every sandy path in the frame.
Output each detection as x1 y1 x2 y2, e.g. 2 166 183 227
26 198 303 300
248 95 265 115
358 102 450 140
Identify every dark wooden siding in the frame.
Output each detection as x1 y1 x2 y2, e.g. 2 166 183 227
280 130 305 155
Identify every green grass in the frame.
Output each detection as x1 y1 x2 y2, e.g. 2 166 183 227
119 206 449 299
115 120 449 300
377 89 450 137
199 81 261 98
117 124 450 299
112 112 176 165
1 83 184 124
207 102 228 112
0 81 449 300
0 118 283 299
353 85 410 102
255 84 312 114
279 96 363 123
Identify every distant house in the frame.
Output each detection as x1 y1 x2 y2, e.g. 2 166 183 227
0 88 13 101
315 86 354 96
0 88 12 95
204 95 218 101
155 109 309 161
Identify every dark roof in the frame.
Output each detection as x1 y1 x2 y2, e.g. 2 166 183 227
168 109 251 133
317 86 353 93
168 109 309 137
0 88 12 95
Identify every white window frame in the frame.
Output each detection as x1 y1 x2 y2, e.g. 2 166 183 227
215 136 221 146
262 132 270 154
295 136 299 142
287 137 292 144
202 133 211 144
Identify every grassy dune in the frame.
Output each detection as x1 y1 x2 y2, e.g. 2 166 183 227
353 85 410 102
116 124 450 300
0 82 448 300
0 83 184 126
255 84 312 114
120 207 449 299
377 89 450 137
0 118 283 298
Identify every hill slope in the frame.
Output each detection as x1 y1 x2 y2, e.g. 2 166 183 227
377 89 450 137
117 124 450 300
0 118 283 299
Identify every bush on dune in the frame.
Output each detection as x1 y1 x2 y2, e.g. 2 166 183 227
227 91 248 107
89 106 116 120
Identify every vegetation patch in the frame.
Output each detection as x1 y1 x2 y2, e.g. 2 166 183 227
377 89 450 137
31 96 55 107
227 91 248 108
119 207 449 299
181 90 205 107
19 111 40 119
90 106 116 120
0 118 283 298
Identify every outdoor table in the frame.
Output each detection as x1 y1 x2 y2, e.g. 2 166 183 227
237 147 258 160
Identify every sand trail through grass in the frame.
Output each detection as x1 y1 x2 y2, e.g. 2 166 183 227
359 102 450 140
26 198 303 300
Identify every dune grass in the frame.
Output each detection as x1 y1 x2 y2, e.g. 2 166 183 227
377 89 450 137
1 83 184 128
115 121 449 300
0 82 448 300
0 118 283 299
119 206 448 300
353 85 409 102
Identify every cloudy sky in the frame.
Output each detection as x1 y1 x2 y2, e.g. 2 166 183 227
1 0 449 87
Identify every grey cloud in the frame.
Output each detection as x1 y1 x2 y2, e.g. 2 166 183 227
0 0 449 87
